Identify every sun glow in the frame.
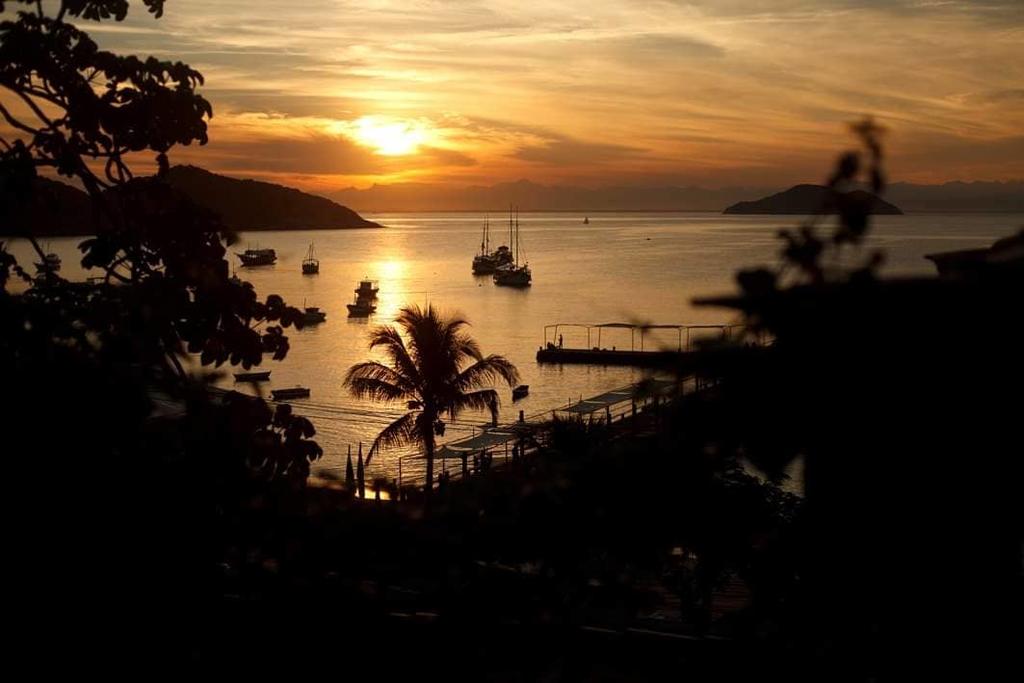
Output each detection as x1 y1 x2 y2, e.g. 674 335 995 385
351 117 428 156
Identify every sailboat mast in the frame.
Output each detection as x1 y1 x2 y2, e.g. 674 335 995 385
515 206 520 266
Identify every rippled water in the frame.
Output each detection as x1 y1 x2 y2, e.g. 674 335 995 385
5 211 1017 484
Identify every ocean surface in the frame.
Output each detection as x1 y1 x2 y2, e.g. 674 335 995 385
6 211 1019 485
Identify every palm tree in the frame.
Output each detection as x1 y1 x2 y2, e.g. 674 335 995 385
344 304 519 493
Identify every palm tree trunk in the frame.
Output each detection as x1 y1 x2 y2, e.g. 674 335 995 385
424 425 435 496
424 441 434 496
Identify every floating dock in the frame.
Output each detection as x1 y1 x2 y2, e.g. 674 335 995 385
537 347 696 367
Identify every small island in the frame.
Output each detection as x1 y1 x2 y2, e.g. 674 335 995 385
5 166 380 237
723 183 902 215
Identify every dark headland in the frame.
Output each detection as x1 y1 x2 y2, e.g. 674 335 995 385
724 183 902 215
4 166 380 237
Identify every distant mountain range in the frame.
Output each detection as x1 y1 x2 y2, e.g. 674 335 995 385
331 179 1024 214
5 170 1020 239
724 184 902 215
2 166 379 237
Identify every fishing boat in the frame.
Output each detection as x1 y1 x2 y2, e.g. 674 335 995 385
34 252 61 272
271 387 311 401
301 243 319 274
354 278 379 299
301 306 327 325
512 385 530 401
236 246 276 267
494 207 532 287
234 370 271 382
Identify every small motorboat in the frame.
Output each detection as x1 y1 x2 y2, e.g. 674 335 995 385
236 247 276 267
301 306 327 325
271 387 310 401
234 370 271 382
512 385 530 401
302 243 319 274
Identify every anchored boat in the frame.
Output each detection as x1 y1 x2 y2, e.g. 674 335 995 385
355 278 379 299
471 217 514 274
271 387 311 401
234 370 271 382
347 279 378 317
236 246 276 267
301 306 327 325
302 243 319 274
494 206 531 287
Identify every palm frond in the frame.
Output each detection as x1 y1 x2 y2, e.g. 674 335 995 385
456 355 520 392
367 411 420 463
368 325 421 388
344 361 415 401
451 389 500 422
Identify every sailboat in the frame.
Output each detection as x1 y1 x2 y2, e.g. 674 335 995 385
302 242 319 274
493 206 532 287
472 216 512 274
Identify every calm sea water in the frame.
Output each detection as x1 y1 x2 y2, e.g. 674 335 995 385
6 211 1018 484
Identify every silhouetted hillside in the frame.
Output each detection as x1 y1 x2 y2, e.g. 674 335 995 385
0 177 93 236
2 168 380 236
166 166 380 230
724 184 902 215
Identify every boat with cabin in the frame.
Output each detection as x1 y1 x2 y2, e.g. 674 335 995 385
302 243 319 274
347 280 378 317
347 296 376 317
494 207 531 287
236 246 276 267
355 278 379 299
271 387 311 401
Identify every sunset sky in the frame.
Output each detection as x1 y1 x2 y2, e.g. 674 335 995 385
5 1 1024 191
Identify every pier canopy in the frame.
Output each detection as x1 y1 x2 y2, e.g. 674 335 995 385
436 429 519 458
543 322 746 352
559 379 677 415
561 388 635 415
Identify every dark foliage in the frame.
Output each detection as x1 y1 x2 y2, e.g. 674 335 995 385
1 2 322 670
686 122 1024 678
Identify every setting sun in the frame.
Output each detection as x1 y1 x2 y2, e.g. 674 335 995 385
351 117 428 156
